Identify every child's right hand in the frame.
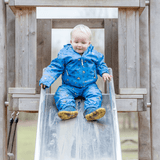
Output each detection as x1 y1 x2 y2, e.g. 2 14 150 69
41 83 46 89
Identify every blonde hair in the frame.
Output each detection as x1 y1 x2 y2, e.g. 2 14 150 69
70 24 92 40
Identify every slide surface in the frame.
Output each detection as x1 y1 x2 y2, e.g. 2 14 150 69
34 68 122 160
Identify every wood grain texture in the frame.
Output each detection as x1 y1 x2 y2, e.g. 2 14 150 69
0 0 7 159
119 88 147 95
37 19 52 94
118 8 140 88
15 7 36 88
104 19 118 94
139 6 151 160
8 88 36 94
9 94 144 112
9 0 140 7
150 0 160 159
52 19 104 29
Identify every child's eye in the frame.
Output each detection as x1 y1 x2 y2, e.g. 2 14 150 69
82 42 86 44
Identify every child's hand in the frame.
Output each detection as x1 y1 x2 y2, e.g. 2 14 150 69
41 83 46 89
102 73 113 82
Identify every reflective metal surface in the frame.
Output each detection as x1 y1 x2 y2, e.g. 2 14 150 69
34 68 122 160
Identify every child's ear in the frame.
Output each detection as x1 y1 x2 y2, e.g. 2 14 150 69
89 41 91 45
70 40 72 44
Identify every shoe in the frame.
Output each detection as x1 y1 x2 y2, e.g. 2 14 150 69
84 107 106 121
58 106 78 120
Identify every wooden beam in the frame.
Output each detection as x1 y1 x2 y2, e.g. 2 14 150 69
9 94 145 112
8 88 36 94
52 19 104 29
150 0 160 158
37 19 52 94
15 7 36 88
119 88 147 94
118 8 140 88
104 19 118 94
9 0 140 8
0 0 7 159
138 6 151 160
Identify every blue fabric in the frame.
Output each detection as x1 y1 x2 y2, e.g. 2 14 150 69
54 83 102 111
39 44 109 88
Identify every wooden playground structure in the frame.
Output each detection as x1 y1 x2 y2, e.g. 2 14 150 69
0 0 159 159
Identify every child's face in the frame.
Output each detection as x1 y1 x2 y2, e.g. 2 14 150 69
70 29 91 54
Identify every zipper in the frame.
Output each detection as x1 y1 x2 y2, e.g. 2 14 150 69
66 70 69 76
81 59 83 66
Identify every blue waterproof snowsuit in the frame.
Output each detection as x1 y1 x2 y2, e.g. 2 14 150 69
39 44 109 111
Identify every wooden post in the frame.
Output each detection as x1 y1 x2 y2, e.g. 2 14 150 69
6 5 17 159
150 0 160 159
37 19 52 94
118 8 140 88
15 7 36 88
0 0 7 159
139 6 151 160
104 19 118 94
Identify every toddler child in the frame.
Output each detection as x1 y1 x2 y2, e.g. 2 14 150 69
39 24 112 121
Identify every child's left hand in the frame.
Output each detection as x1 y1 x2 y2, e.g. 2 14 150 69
102 73 113 82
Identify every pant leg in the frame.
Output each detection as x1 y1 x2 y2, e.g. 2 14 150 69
82 83 102 111
54 84 77 111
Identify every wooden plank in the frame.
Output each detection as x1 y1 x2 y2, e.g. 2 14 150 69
37 19 52 94
8 88 36 94
28 7 36 88
118 9 127 88
139 6 151 160
0 0 7 159
15 7 29 87
9 0 140 7
116 99 138 111
116 94 143 99
150 0 160 159
15 7 36 88
118 9 140 88
126 9 137 87
9 97 143 112
104 19 118 94
52 19 104 29
6 5 17 158
119 88 147 94
19 98 39 111
12 94 40 98
7 5 15 89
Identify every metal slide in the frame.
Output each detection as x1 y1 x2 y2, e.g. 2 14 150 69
34 68 122 160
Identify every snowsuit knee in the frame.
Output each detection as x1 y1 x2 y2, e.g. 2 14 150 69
54 83 102 111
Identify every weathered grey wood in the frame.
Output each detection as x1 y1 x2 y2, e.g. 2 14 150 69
104 19 118 94
118 9 127 88
119 88 147 94
116 99 138 112
116 94 143 99
52 19 104 29
150 0 160 158
7 5 15 89
118 8 140 88
9 95 145 112
6 6 18 159
19 98 39 111
15 7 36 88
8 88 36 94
12 94 40 98
139 6 151 160
0 0 7 159
28 7 37 88
37 19 52 94
9 0 140 7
